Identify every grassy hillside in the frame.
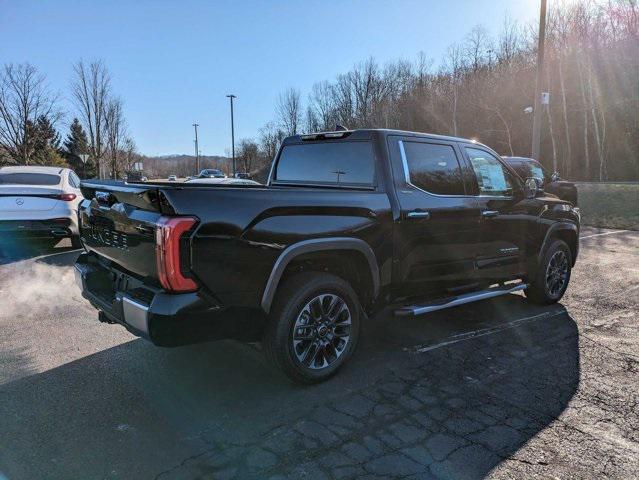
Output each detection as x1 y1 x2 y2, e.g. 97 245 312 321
577 183 639 230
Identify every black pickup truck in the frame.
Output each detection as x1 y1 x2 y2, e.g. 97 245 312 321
74 129 580 383
503 156 578 206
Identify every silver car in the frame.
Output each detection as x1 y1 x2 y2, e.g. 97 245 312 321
0 166 84 247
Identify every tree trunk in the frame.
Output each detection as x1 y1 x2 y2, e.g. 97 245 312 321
546 104 558 172
452 81 458 136
558 52 572 177
546 61 558 172
577 56 590 180
587 61 605 181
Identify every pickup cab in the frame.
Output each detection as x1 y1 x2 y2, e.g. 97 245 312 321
74 129 580 383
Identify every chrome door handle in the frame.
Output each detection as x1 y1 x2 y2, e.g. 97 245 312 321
482 210 500 218
407 210 431 220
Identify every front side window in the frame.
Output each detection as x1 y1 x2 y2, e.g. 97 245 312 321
275 142 375 186
401 141 465 195
466 147 514 197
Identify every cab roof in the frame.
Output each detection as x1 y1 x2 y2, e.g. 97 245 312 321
0 165 66 174
283 128 490 149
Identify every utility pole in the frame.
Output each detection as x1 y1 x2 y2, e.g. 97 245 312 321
192 123 200 175
226 94 236 176
531 0 548 161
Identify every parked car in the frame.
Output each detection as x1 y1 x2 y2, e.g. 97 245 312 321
234 172 251 179
75 129 580 383
198 169 226 178
167 175 178 182
186 177 260 186
0 165 84 247
503 156 578 206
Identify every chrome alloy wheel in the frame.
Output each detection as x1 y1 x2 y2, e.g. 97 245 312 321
545 250 569 297
292 293 352 370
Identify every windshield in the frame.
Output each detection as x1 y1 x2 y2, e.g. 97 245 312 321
0 172 61 185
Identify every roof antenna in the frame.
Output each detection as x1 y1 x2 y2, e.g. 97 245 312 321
335 124 348 132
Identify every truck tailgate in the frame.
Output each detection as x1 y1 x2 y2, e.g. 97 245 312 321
79 181 162 279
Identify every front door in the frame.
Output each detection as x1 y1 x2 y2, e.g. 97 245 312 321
462 145 534 283
389 136 481 300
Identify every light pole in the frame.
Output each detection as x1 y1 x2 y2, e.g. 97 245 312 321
226 94 236 176
192 123 200 175
531 0 548 161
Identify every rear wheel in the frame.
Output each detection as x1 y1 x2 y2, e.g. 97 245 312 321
525 239 572 305
263 272 361 384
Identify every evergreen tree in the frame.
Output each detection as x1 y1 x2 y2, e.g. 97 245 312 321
31 115 68 167
63 118 96 178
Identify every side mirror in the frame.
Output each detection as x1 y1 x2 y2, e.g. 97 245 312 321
524 177 539 199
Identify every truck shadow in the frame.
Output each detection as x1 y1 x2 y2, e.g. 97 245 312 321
0 237 78 265
0 297 579 480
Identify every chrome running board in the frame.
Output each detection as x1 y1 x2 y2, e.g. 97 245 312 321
394 283 528 317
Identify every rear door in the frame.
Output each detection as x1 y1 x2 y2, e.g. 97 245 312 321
389 136 481 299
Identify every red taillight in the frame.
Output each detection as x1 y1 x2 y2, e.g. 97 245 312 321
59 193 77 201
155 216 198 292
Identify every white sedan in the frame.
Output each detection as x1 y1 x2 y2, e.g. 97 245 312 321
0 165 84 247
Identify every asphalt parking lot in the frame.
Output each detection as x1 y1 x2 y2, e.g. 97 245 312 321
1 226 638 480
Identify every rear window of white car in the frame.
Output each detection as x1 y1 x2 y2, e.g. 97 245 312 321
0 173 61 185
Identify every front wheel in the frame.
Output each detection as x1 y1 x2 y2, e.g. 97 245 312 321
263 272 361 384
525 239 572 305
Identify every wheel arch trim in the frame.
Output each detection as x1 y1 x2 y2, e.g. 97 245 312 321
539 221 579 265
260 237 380 313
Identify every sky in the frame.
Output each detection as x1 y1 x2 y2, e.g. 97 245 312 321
0 0 539 156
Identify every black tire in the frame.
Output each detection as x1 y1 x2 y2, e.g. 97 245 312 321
263 272 361 384
525 239 572 305
70 235 83 249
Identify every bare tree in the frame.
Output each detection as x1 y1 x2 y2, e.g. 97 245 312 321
464 25 492 72
255 1 639 181
276 87 302 135
0 63 61 164
308 81 337 131
237 138 260 173
443 45 464 136
103 96 127 178
71 60 111 177
259 121 285 161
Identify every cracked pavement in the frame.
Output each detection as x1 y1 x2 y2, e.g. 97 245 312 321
0 226 638 479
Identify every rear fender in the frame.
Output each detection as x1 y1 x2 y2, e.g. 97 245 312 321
260 237 380 313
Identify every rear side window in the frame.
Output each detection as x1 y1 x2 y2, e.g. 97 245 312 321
400 141 465 195
509 162 529 179
0 173 61 185
510 162 544 183
69 172 81 187
530 163 545 182
275 142 375 186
